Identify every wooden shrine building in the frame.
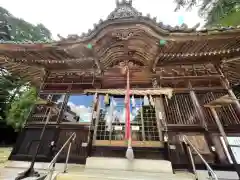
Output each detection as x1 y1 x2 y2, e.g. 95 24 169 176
1 0 240 173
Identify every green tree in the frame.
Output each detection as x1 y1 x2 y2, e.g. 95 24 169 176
0 6 52 41
0 6 53 130
216 10 240 26
174 0 240 26
6 87 37 131
0 71 24 120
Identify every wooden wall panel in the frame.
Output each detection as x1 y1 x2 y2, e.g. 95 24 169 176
168 132 214 169
56 125 89 163
15 127 55 157
9 124 90 164
187 135 211 154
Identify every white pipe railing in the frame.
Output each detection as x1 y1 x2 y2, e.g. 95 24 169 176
46 132 76 180
182 135 218 180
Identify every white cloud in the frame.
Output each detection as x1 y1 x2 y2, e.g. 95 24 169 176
0 0 205 40
67 102 92 122
67 101 140 123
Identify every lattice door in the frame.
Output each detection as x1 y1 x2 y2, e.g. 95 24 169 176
94 96 161 145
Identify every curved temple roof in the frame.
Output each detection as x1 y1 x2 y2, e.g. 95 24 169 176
0 0 240 87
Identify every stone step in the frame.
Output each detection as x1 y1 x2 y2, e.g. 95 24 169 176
55 170 194 180
85 157 173 173
196 170 239 180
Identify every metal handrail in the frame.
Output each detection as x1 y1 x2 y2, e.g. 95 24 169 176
182 135 219 180
47 132 76 179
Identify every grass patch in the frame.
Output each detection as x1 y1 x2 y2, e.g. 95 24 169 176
0 147 12 167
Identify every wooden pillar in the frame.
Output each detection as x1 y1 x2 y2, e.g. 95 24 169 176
188 82 220 163
12 70 50 160
56 93 70 123
51 89 71 168
55 84 72 124
140 99 146 141
152 77 164 141
210 107 240 178
51 93 70 140
188 82 207 128
93 95 101 144
215 65 240 117
88 94 99 157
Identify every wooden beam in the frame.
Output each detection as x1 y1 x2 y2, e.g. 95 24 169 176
157 58 220 67
42 86 225 93
47 74 221 82
154 74 222 80
41 87 226 94
91 43 102 73
222 57 240 63
93 140 164 147
203 95 239 108
94 58 102 73
152 51 162 72
215 64 240 117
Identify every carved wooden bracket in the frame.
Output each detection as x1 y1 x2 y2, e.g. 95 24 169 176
112 29 134 40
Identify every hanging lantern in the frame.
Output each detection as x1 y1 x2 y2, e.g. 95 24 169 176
159 39 166 46
87 43 93 49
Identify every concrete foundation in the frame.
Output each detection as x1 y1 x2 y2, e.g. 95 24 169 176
85 157 173 173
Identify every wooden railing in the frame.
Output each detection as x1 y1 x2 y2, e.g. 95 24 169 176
163 92 240 127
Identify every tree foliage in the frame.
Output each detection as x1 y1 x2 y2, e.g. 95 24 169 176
0 72 24 121
174 0 240 26
0 6 52 130
216 10 240 26
0 6 52 41
6 87 37 131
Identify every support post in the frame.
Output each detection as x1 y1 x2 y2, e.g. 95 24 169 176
210 107 240 178
16 107 53 179
93 96 101 144
140 102 146 141
188 82 207 128
188 82 220 163
11 70 49 156
50 93 70 170
152 77 163 141
56 93 70 124
215 65 240 117
29 107 52 169
16 69 50 180
88 94 99 156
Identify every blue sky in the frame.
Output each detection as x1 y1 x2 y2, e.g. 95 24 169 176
67 94 144 122
69 95 93 107
67 95 143 122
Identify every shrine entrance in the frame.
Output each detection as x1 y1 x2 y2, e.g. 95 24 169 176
93 95 162 147
86 88 173 159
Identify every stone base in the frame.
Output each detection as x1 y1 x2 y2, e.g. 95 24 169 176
55 169 194 180
85 157 173 173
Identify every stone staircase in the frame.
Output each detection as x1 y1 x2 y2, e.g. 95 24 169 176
53 157 194 180
55 169 194 180
1 158 239 180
